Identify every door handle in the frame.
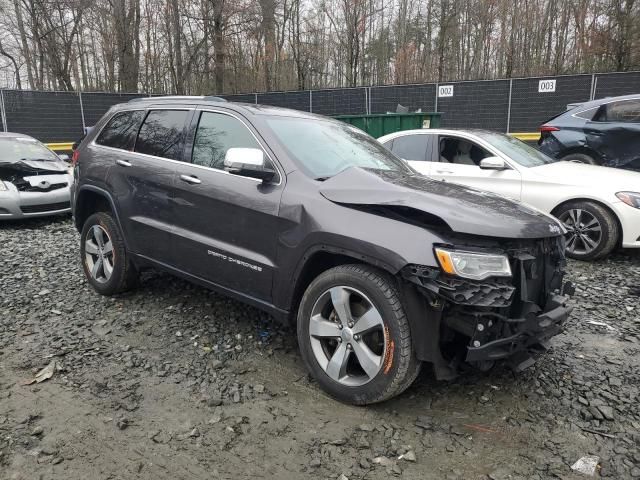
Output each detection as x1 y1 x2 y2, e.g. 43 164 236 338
116 159 132 167
180 174 201 185
435 169 453 174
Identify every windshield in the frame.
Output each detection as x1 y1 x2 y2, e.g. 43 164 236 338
264 116 412 179
473 131 556 167
0 137 59 162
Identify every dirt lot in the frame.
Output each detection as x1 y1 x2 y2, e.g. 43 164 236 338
1 217 639 480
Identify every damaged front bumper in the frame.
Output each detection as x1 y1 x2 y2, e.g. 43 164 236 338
402 238 574 374
0 176 72 219
463 293 572 367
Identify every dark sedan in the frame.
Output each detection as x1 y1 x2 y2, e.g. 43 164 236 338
538 94 640 170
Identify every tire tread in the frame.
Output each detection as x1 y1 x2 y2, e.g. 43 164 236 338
81 212 137 295
555 201 619 261
299 264 421 405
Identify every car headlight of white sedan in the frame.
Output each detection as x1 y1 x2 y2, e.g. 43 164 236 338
616 191 640 209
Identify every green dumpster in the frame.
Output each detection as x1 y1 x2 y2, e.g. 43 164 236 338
334 112 441 138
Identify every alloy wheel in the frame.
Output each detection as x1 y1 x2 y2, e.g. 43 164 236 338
84 225 115 284
558 208 602 256
309 286 386 387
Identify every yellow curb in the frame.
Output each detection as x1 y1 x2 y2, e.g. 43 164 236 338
509 132 540 141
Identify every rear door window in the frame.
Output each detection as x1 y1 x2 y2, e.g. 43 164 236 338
95 110 145 150
134 110 190 160
390 135 430 161
573 106 598 120
192 111 263 170
605 99 640 123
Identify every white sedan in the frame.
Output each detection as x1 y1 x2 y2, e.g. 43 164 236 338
378 129 640 261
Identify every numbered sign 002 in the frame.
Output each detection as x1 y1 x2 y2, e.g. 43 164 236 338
538 79 556 93
438 85 454 97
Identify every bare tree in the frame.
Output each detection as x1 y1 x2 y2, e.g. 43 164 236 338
0 0 637 93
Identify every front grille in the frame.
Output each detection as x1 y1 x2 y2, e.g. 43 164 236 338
436 277 515 307
16 182 68 192
20 201 70 214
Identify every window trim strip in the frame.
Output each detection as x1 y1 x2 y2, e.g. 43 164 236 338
90 106 283 185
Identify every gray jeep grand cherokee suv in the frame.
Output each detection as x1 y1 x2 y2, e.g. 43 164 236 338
72 96 574 404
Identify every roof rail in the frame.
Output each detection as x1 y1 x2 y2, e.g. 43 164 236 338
128 95 228 103
203 96 228 102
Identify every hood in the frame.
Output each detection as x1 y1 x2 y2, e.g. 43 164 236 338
319 168 564 239
0 158 68 173
531 161 640 191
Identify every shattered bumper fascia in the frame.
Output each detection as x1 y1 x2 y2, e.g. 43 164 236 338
0 178 72 219
401 260 574 366
464 293 573 363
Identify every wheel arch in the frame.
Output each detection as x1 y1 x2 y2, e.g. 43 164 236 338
551 197 623 246
559 146 602 164
74 186 123 236
285 246 400 323
288 249 448 376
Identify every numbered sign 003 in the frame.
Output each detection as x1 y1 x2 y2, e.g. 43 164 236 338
538 79 556 93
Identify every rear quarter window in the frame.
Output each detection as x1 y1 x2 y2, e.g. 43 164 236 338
573 106 599 120
390 135 429 161
95 110 145 150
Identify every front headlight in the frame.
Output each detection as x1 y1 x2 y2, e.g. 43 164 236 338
616 191 640 209
0 181 7 191
435 247 512 280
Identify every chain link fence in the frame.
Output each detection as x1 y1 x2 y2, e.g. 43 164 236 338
1 72 639 143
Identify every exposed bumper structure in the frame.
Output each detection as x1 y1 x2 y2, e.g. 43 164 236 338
402 237 573 375
464 293 572 364
0 176 72 220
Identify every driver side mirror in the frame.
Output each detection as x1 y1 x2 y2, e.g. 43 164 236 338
58 153 70 162
479 156 508 170
224 148 276 182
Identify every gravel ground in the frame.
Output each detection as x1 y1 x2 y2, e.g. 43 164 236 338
1 216 639 480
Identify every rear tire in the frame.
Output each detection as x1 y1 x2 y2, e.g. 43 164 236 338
554 201 619 261
80 212 138 295
561 152 598 165
297 264 421 405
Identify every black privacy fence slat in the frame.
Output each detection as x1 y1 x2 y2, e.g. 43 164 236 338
82 92 147 127
370 84 437 114
311 88 368 116
2 90 83 142
258 91 311 111
0 71 638 144
509 75 593 132
594 72 640 98
436 79 510 131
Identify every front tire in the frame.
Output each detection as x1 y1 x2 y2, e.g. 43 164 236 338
80 212 138 295
561 152 598 165
554 201 619 261
297 264 421 405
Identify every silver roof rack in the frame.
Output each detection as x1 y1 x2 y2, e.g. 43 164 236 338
128 95 227 103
